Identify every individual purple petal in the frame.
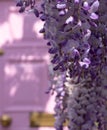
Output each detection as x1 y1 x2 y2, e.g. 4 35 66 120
90 13 99 20
59 10 65 16
65 16 74 24
83 1 90 10
88 0 99 13
83 29 91 42
74 0 80 3
56 3 66 9
79 58 91 68
83 57 91 64
40 14 47 21
84 43 90 55
72 48 80 59
33 8 39 17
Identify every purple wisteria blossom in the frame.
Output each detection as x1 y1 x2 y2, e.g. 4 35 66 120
16 0 107 130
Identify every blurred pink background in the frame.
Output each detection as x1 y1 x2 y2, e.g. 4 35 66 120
0 0 56 130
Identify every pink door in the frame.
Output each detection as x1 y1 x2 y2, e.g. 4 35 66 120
0 0 55 130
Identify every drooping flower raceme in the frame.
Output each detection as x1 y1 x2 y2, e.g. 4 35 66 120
16 0 107 130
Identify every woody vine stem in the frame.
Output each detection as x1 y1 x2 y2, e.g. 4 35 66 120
16 0 107 130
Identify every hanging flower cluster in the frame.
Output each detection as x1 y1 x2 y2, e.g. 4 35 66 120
16 0 107 130
16 0 39 17
39 0 100 82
